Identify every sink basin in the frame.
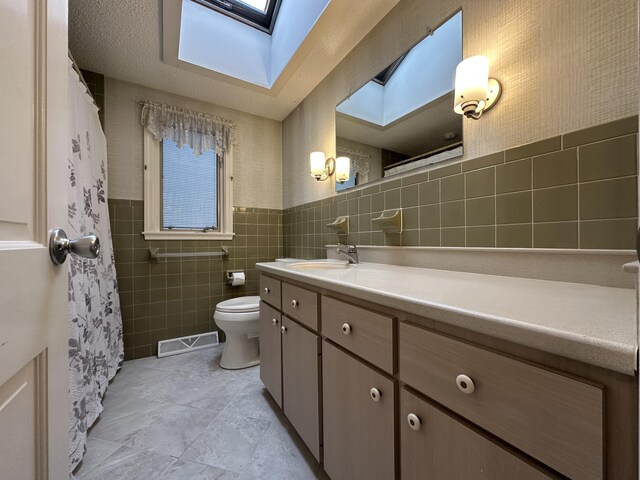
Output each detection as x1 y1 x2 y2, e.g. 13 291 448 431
288 259 350 270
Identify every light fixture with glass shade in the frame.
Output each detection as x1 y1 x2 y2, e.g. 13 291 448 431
335 156 350 184
310 151 335 181
453 56 501 120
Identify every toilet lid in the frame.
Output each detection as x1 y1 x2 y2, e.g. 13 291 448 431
216 295 260 313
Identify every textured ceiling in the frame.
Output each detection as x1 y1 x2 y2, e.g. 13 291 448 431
69 0 399 121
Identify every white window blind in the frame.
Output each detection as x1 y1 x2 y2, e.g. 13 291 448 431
162 140 219 230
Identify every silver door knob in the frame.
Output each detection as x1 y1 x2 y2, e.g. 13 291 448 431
291 299 298 308
281 325 287 333
342 323 351 335
49 228 100 265
370 387 381 402
264 287 270 294
407 413 421 431
271 318 278 326
456 374 475 394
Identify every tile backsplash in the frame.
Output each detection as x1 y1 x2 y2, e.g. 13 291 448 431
284 116 638 259
109 200 283 359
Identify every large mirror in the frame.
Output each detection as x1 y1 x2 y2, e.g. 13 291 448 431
335 11 463 191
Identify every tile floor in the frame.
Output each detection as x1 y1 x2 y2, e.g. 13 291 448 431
73 346 327 479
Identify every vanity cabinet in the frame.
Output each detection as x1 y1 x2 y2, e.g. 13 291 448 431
322 340 396 480
281 316 321 461
400 388 556 479
257 272 637 480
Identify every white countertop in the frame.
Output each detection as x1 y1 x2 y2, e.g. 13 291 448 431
256 261 638 375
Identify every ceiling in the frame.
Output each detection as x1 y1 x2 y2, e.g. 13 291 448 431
68 0 399 121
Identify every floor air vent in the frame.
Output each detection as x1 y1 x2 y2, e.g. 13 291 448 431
158 331 219 358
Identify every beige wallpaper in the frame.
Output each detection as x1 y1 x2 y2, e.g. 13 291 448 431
105 78 283 209
283 0 638 208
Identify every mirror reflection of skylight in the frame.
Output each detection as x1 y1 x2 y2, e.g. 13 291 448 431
237 0 268 13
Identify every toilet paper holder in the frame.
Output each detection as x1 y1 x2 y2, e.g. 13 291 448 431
226 270 246 286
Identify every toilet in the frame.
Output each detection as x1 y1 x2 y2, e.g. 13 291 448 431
214 296 261 370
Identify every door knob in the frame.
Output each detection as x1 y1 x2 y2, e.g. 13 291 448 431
271 318 278 326
342 323 352 335
49 228 100 265
281 325 287 334
291 299 298 308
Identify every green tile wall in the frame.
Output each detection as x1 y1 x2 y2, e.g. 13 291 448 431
80 69 105 127
284 116 638 257
109 199 283 359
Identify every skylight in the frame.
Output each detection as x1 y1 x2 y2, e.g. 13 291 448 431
193 0 282 34
238 0 268 12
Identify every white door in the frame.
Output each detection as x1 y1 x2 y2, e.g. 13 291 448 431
0 1 69 479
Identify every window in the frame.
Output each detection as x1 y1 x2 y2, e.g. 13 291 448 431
162 140 219 231
143 131 234 240
192 0 283 34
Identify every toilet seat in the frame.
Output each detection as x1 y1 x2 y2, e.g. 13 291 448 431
215 295 260 314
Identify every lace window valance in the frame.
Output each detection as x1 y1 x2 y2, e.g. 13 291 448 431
140 100 237 156
337 147 372 183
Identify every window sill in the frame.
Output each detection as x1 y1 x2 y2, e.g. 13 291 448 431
142 231 235 241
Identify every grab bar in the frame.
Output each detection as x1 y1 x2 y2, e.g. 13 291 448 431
149 246 229 260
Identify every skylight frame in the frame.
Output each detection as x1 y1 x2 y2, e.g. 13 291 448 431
192 0 283 34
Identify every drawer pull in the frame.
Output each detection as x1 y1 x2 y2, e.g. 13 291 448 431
281 325 287 334
370 387 381 402
456 374 475 394
271 318 278 326
264 287 270 294
291 299 299 308
341 323 352 335
407 413 421 431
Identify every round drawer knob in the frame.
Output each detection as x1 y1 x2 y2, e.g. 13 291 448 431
342 323 351 335
264 287 270 294
291 299 298 308
370 387 381 402
281 325 287 334
271 318 278 326
456 374 475 394
407 413 421 431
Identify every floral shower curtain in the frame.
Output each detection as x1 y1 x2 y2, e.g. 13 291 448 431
67 62 124 475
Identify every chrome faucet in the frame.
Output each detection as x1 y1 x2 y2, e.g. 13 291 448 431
336 244 359 264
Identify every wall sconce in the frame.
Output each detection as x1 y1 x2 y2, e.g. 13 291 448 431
453 56 502 120
335 156 350 184
310 151 335 181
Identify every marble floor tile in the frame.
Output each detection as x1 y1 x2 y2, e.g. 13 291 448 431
74 437 122 479
181 414 271 473
91 402 218 457
158 459 241 479
242 418 322 480
81 445 176 480
82 348 323 479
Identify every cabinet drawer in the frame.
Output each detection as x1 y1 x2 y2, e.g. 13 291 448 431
282 283 318 330
399 323 603 480
259 275 281 309
400 388 556 480
322 296 394 373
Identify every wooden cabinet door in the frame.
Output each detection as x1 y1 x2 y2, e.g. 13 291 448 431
282 317 321 461
400 388 556 480
323 340 396 480
259 301 282 407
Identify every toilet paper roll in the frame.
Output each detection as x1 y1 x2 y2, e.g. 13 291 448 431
230 272 245 286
